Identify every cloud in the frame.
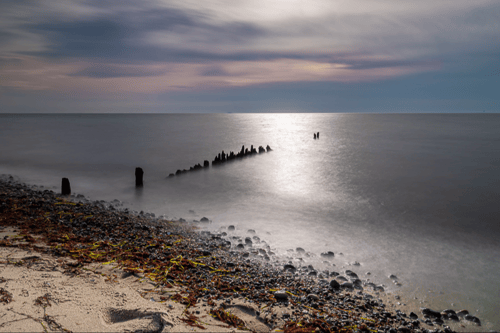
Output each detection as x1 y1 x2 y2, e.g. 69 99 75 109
69 63 169 78
0 0 499 99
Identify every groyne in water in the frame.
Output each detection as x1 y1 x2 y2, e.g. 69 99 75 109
167 144 272 178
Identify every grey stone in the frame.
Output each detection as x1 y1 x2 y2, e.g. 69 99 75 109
274 290 288 300
464 314 481 325
330 279 340 290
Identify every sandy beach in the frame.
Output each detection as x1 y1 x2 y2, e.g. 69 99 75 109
0 176 484 332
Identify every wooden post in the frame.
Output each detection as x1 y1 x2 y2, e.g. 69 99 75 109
61 178 71 195
135 167 144 187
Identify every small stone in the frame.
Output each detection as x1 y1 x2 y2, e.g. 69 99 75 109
421 308 441 318
464 314 481 325
330 280 340 290
307 294 319 301
340 282 353 289
200 217 209 222
456 309 469 317
296 247 305 253
228 225 235 231
274 291 288 300
320 251 334 259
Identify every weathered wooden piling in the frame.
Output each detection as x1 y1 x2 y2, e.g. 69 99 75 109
61 178 71 195
135 167 144 187
317 132 320 138
314 133 317 139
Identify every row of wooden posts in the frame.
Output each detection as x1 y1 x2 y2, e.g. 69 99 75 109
167 144 272 178
59 144 273 194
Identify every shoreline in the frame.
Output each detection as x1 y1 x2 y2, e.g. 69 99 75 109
0 176 485 332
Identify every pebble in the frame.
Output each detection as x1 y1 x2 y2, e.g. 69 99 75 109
320 251 334 259
274 291 288 300
329 280 340 290
464 314 481 325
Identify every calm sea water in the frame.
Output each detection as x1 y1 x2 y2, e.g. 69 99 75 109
1 113 499 330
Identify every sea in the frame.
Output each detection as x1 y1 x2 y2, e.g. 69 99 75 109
0 113 499 331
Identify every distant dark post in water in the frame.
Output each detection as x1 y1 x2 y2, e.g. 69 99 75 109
314 133 317 139
317 132 320 138
135 167 144 187
61 178 71 195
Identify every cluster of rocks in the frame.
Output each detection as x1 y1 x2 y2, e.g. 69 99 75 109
167 144 272 178
0 176 486 333
211 225 486 332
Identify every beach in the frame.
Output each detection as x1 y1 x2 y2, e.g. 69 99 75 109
0 176 486 332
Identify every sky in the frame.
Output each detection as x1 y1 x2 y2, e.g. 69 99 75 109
0 0 499 113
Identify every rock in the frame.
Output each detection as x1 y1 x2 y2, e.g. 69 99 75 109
329 280 340 290
236 244 244 249
434 318 444 325
336 276 348 282
200 217 209 222
456 309 469 317
307 294 319 301
247 229 256 234
340 282 353 289
345 270 358 279
320 251 334 259
441 309 456 315
464 314 481 325
283 264 297 273
389 274 398 279
274 291 288 300
308 270 317 276
409 312 418 319
296 247 305 253
228 225 235 231
244 237 252 244
448 313 459 321
397 327 411 333
421 308 441 318
352 279 363 287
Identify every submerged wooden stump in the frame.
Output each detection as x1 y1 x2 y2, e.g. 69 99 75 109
135 167 144 187
61 178 71 195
